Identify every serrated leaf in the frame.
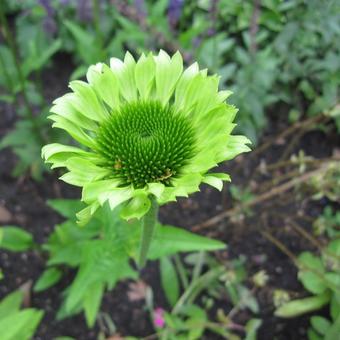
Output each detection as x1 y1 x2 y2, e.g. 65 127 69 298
148 224 226 259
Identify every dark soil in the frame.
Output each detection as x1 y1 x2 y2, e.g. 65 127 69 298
1 53 339 340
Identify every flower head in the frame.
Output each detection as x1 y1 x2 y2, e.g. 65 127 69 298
42 50 251 224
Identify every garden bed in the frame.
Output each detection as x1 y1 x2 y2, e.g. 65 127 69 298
1 60 338 338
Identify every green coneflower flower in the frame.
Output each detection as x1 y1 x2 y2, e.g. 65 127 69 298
42 51 251 226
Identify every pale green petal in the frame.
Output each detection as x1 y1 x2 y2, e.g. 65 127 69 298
202 173 231 191
171 173 202 197
120 190 151 220
98 187 133 210
157 187 177 204
60 157 111 186
52 94 98 131
217 135 252 161
82 179 121 204
192 76 221 120
110 52 137 102
154 50 183 105
183 151 218 173
42 143 95 168
147 182 165 199
86 63 120 109
76 202 100 226
69 80 108 121
175 73 205 117
49 114 95 148
65 157 110 176
60 171 92 187
174 62 199 112
135 53 156 99
218 90 233 102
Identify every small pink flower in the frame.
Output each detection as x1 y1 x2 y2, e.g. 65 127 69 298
153 308 165 328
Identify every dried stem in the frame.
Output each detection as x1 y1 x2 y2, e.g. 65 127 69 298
192 163 331 231
251 113 328 158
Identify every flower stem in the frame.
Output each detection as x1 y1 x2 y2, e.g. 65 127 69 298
138 196 159 269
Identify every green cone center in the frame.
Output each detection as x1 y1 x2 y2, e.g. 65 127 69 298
96 101 196 188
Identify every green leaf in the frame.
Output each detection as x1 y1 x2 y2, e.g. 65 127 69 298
34 268 62 292
160 257 180 307
148 224 226 259
310 316 331 335
307 328 323 340
330 294 340 321
64 240 136 315
325 314 340 340
326 238 340 256
64 21 103 65
47 199 85 220
275 292 331 318
83 282 104 328
181 305 207 340
298 252 326 294
0 291 23 319
0 226 34 251
245 318 262 340
0 309 43 340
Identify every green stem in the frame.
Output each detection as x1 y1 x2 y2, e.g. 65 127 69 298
174 254 189 289
138 196 159 269
0 45 14 94
172 266 225 314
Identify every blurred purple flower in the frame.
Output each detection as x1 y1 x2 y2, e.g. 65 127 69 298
43 17 57 35
135 0 147 20
168 0 184 28
39 0 57 35
59 0 71 6
77 0 93 22
153 308 165 328
39 0 55 16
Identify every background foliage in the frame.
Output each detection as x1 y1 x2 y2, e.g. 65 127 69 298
0 1 339 339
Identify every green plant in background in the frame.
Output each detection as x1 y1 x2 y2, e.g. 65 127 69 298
309 162 340 203
275 238 340 340
0 1 61 180
313 207 340 238
42 50 251 267
148 252 262 339
0 290 43 340
0 227 43 340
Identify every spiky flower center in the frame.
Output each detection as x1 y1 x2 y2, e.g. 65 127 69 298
96 101 196 188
